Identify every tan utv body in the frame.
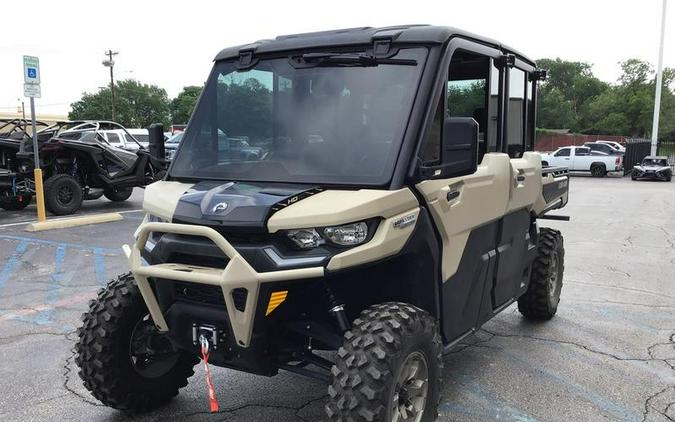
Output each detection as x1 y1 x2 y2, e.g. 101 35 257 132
76 25 569 422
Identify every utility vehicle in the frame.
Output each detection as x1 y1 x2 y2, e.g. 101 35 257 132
0 120 166 214
631 156 672 181
76 25 569 421
0 119 64 210
540 145 622 177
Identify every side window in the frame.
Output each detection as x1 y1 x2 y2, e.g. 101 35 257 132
447 51 490 161
419 50 492 166
419 97 442 164
507 68 526 158
107 133 121 144
555 148 570 157
576 147 590 156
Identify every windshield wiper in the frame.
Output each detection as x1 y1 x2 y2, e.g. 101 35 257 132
294 53 417 68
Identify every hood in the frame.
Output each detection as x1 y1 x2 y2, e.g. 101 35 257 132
172 181 319 230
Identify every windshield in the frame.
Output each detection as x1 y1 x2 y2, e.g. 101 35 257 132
642 158 667 167
170 47 427 185
167 132 183 144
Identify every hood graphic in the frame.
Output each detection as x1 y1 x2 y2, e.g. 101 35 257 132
172 181 317 229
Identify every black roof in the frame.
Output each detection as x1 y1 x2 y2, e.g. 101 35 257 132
214 25 535 65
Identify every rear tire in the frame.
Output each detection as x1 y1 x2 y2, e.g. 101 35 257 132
104 187 133 202
326 302 442 422
0 194 32 211
518 227 564 320
75 273 198 412
44 174 83 215
590 164 606 177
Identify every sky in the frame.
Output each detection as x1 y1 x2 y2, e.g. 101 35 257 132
1 0 673 116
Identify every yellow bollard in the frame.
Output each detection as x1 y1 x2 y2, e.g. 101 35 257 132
33 168 47 222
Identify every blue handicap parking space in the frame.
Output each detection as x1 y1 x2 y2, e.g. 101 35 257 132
0 234 121 326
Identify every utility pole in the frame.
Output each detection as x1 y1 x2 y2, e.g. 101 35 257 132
102 50 118 121
17 98 25 120
651 0 668 156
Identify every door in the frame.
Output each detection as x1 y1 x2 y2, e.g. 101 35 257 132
552 147 572 167
416 45 511 341
571 147 594 170
492 67 539 307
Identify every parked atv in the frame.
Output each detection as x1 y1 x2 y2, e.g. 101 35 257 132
76 25 569 421
0 121 166 214
0 119 63 211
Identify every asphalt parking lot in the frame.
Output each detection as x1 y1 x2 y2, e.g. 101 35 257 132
0 177 674 422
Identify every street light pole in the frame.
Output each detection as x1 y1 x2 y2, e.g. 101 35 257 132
103 50 118 121
651 0 668 156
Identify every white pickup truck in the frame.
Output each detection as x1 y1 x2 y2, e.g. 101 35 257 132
539 146 623 177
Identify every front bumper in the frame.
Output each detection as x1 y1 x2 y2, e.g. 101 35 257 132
632 170 670 180
123 222 324 348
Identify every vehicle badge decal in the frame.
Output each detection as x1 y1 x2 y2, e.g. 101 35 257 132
212 202 228 213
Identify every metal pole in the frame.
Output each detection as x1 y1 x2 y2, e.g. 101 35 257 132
30 97 46 222
107 50 116 121
651 0 668 156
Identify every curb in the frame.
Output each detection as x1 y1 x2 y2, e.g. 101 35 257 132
25 213 124 232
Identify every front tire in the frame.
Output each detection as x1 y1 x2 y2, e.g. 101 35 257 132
0 194 32 210
326 302 442 422
518 227 564 320
44 174 83 215
75 273 198 412
104 186 133 202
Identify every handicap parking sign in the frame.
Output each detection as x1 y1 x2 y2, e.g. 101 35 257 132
23 55 40 84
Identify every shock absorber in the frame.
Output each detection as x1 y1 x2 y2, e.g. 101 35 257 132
322 281 350 332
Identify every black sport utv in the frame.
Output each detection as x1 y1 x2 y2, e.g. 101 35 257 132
0 119 63 210
76 25 569 421
0 121 166 214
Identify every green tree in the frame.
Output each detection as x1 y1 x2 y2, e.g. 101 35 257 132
584 59 675 138
536 58 609 131
171 85 203 124
69 79 171 128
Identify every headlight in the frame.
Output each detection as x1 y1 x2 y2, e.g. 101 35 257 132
323 222 368 246
285 221 371 249
286 228 325 249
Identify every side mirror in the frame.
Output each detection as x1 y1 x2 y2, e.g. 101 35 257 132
439 117 478 178
148 123 165 160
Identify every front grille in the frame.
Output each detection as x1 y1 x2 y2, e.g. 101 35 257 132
168 252 229 269
173 282 249 312
175 282 225 306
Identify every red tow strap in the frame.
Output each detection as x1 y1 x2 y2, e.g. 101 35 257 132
199 338 219 413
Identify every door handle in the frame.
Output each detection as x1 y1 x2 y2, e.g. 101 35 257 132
516 175 525 182
447 190 460 201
